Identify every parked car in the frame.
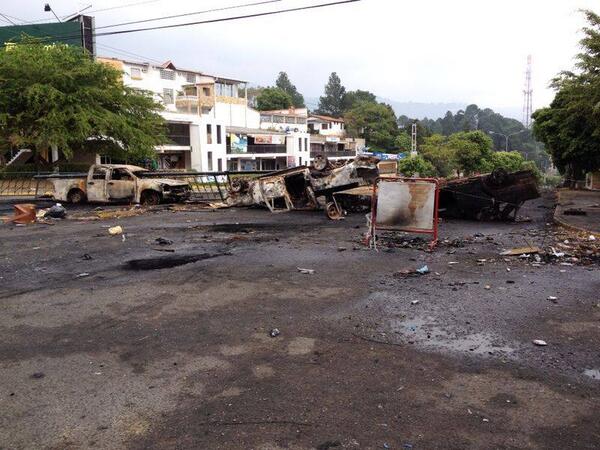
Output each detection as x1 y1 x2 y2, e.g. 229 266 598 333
43 164 191 205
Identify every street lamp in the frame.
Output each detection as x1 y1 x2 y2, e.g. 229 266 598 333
488 129 527 151
44 4 62 22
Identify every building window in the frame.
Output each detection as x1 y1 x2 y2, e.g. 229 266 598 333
185 72 196 83
160 69 175 80
296 117 306 124
298 137 302 150
206 124 212 144
321 123 329 130
202 87 211 96
285 116 295 124
260 114 272 122
130 67 142 80
166 122 190 146
299 157 302 166
216 125 222 144
217 158 222 171
163 88 174 104
304 138 308 151
207 151 213 171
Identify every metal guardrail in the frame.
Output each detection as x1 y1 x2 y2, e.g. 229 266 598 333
0 170 272 201
0 172 54 197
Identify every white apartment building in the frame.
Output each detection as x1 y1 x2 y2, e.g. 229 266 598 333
307 114 364 162
97 57 309 172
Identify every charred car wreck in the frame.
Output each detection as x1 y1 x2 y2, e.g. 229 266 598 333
226 157 540 222
438 168 540 221
226 155 380 212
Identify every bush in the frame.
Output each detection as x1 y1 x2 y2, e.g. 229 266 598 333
397 155 437 177
542 174 563 188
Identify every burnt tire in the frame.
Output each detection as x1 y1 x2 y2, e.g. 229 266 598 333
313 155 329 171
325 201 344 220
67 189 86 204
140 190 161 206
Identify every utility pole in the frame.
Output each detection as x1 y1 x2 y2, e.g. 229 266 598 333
522 55 533 128
411 123 417 155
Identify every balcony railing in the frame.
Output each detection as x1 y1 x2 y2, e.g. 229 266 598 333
310 150 356 158
227 144 287 154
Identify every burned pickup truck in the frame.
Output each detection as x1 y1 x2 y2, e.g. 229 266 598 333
40 164 191 206
226 156 380 212
439 168 539 220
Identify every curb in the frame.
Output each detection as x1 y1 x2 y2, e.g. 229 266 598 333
553 212 596 234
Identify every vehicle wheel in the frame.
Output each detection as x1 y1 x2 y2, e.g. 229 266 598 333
313 155 329 171
325 201 344 220
67 189 86 204
141 190 161 206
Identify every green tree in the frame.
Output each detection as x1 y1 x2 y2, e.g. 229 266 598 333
447 130 493 175
256 87 292 111
394 132 412 152
419 134 457 177
341 89 377 112
275 72 304 108
317 72 346 117
344 102 398 150
487 151 526 172
532 10 600 182
397 155 436 177
0 38 166 162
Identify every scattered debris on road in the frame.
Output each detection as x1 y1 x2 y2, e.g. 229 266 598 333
297 267 315 274
269 328 281 337
108 225 123 235
500 246 541 256
533 339 548 346
44 203 67 219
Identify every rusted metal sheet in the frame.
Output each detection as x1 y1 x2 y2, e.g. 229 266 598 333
370 178 440 249
2 203 37 224
439 169 539 221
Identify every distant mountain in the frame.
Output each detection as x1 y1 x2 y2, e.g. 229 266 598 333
305 96 522 121
377 98 467 120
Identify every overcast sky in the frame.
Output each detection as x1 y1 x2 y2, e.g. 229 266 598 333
2 0 597 112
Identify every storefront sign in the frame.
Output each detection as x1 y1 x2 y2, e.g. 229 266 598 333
230 134 248 153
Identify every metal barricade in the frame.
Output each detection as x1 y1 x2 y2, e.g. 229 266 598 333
369 177 440 250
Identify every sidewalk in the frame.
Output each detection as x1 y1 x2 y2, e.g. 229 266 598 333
554 189 600 234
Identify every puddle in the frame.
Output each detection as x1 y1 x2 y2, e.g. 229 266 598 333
584 369 600 380
392 316 515 356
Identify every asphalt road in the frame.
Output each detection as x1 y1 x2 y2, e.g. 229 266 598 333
1 196 599 449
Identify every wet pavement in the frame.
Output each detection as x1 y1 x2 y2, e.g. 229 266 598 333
0 195 599 449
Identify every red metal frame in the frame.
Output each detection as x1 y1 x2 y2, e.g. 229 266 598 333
369 177 440 250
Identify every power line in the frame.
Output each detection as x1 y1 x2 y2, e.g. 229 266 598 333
97 0 361 36
95 43 165 65
97 0 286 30
0 12 18 25
78 0 165 16
5 0 361 46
